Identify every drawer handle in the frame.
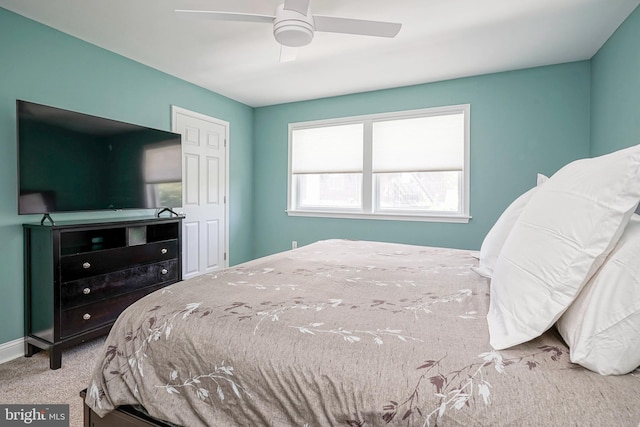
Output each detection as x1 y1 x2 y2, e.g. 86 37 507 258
83 287 91 295
161 248 168 255
161 268 168 275
82 313 91 320
82 262 91 269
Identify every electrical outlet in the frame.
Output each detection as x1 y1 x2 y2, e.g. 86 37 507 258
292 241 298 249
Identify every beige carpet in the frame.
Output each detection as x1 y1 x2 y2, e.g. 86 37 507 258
0 338 106 427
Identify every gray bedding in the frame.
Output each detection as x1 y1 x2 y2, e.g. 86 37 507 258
86 239 640 426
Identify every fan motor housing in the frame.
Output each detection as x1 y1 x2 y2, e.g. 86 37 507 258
273 4 314 47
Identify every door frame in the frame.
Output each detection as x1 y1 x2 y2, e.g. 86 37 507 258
171 105 230 274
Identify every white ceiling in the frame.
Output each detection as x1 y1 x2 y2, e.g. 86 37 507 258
1 0 639 107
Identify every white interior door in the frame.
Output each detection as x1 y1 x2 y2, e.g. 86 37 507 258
172 106 229 279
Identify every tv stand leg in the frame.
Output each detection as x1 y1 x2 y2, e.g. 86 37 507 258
157 208 180 218
40 213 55 226
25 342 40 357
49 346 62 370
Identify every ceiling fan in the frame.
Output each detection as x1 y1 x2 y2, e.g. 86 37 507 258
175 0 402 62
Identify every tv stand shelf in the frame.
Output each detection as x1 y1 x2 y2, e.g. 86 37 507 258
23 216 183 369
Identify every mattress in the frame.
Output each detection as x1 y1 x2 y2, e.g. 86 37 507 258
85 239 640 426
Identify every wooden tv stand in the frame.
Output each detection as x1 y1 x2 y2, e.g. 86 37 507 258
24 216 182 369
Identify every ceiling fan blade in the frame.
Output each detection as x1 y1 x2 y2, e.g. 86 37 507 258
283 0 310 15
175 10 274 24
313 15 401 38
279 45 298 63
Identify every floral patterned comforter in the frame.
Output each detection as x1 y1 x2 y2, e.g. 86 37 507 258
86 239 640 426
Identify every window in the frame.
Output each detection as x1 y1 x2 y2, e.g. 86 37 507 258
288 105 470 222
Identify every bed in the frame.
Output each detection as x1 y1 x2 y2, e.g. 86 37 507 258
85 144 640 426
83 238 640 426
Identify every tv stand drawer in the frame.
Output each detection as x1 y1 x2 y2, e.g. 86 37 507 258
61 260 178 309
61 240 178 282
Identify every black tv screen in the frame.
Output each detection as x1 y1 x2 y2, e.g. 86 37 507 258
17 100 183 215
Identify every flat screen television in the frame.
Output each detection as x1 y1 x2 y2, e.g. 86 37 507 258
17 100 183 215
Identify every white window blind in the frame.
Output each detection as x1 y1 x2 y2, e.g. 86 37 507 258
373 113 464 173
291 124 363 174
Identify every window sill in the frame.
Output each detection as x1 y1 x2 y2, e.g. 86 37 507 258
286 210 471 223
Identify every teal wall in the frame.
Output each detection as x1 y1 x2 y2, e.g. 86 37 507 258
0 8 255 345
252 63 591 258
590 5 640 156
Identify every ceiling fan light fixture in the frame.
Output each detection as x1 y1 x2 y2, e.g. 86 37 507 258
274 22 314 47
273 4 314 47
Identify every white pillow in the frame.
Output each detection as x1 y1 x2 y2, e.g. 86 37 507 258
557 214 640 375
487 144 640 350
473 174 548 278
473 188 537 278
536 173 549 186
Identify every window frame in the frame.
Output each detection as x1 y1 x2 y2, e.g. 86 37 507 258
287 104 471 223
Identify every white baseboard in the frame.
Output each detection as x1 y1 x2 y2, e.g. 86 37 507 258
0 337 25 365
